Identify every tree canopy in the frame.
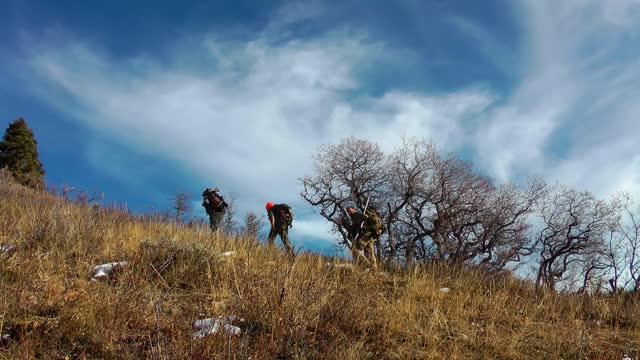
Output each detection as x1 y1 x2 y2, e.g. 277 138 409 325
0 118 45 189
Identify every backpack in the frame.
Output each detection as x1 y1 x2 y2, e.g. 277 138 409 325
203 189 227 211
365 209 384 237
271 204 293 224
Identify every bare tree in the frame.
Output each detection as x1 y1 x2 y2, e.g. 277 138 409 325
385 137 438 265
576 250 610 293
242 211 264 239
603 214 627 293
172 192 192 223
534 186 616 291
425 154 495 263
395 151 545 271
222 196 237 233
473 179 547 270
619 194 640 291
301 136 545 271
300 137 387 257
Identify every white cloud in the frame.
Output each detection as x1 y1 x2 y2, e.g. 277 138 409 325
22 30 492 245
290 218 335 244
599 0 640 28
472 0 640 200
549 139 640 199
447 15 519 78
20 0 640 249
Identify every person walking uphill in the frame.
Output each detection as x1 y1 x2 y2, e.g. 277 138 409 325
202 188 228 231
347 206 384 271
266 202 294 255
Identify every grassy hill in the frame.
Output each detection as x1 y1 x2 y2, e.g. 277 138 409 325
0 174 638 359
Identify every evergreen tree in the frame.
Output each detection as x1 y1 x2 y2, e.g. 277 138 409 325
0 118 45 189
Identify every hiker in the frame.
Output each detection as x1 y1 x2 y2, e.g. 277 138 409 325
202 188 228 231
347 206 384 270
266 202 294 255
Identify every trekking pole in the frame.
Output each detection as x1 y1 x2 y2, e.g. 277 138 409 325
353 195 371 245
362 195 370 219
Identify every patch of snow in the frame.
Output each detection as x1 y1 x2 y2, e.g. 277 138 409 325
90 261 128 282
324 262 353 268
193 316 242 339
0 244 16 254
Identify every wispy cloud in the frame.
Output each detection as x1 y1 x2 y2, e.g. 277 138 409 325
447 15 520 79
11 0 640 249
20 28 491 238
472 0 640 199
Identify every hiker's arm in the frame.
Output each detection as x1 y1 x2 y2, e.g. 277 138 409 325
349 219 362 238
348 226 358 239
218 194 228 208
268 211 274 227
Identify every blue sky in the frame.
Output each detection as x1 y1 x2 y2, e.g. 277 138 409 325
2 0 640 255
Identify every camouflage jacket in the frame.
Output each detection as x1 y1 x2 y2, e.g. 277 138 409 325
348 210 384 239
268 204 293 226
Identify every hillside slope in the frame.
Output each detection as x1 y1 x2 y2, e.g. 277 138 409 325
0 176 638 359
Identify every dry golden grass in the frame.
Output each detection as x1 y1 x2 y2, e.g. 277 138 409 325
0 176 639 359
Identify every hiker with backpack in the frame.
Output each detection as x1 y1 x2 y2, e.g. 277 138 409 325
266 202 294 255
202 188 228 231
347 206 384 271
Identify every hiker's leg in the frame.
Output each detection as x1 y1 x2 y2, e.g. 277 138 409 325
280 225 293 255
208 216 215 231
351 240 365 266
211 212 223 231
267 227 276 246
363 239 377 271
206 211 216 231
